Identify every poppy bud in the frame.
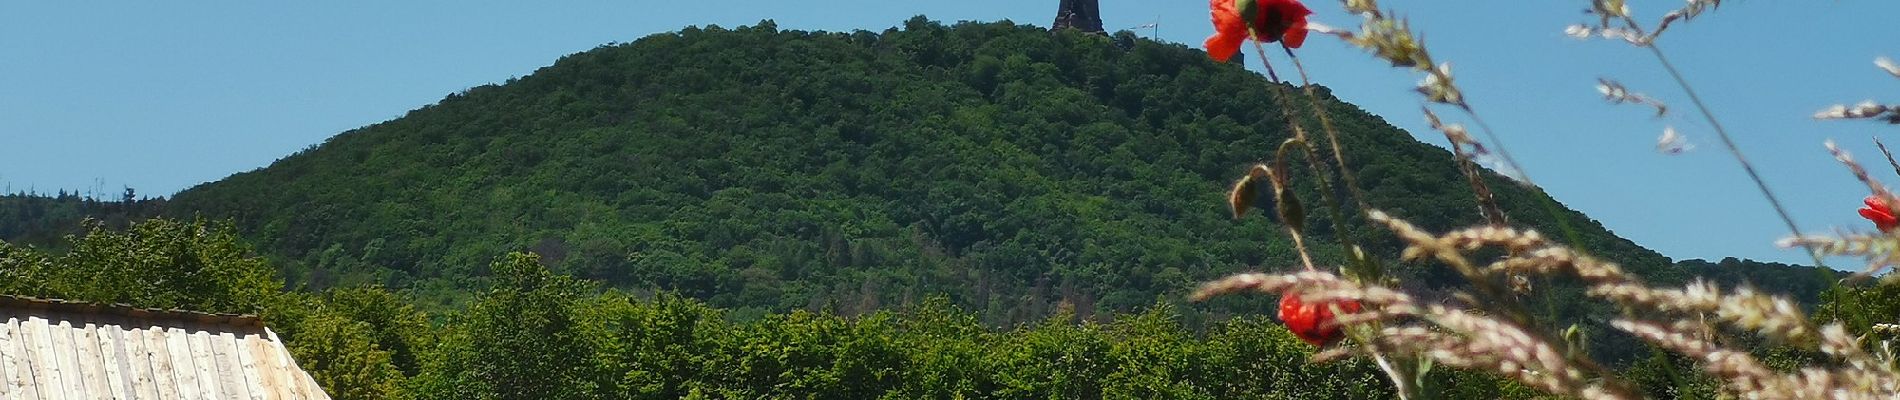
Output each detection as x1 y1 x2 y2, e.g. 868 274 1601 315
1229 164 1275 219
1270 139 1306 232
1229 175 1260 219
1275 185 1305 233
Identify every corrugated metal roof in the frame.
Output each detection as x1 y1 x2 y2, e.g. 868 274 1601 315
0 296 331 400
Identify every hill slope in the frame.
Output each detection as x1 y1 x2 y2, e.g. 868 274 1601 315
3 18 1844 365
151 18 1699 315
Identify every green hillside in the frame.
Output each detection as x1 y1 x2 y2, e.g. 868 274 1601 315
147 18 1687 312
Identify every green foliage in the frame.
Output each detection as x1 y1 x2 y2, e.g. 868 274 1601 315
1200 316 1396 399
1817 280 1900 339
272 285 438 400
291 311 409 400
1675 257 1840 309
1622 348 1722 400
709 310 908 398
0 191 164 247
0 240 48 295
581 292 727 398
322 286 436 375
0 217 279 314
380 261 1435 399
413 252 601 400
0 219 1862 399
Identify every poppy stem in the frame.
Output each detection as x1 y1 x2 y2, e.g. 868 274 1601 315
1289 226 1317 272
1369 352 1418 400
1459 111 1573 234
1252 41 1354 271
1280 43 1370 212
1254 43 1284 83
1256 40 1425 400
1873 137 1900 181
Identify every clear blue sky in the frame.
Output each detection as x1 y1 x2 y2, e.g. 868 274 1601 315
3 1 1897 266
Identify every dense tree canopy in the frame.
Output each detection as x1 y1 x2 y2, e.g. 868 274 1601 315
0 220 1452 399
0 217 276 313
10 219 1840 399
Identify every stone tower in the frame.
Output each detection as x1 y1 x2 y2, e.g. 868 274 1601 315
1053 0 1104 33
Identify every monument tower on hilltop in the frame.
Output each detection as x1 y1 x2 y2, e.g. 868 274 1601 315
1053 0 1104 33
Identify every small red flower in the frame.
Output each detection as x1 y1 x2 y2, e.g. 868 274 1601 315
1278 290 1359 347
1205 0 1314 62
1861 195 1898 232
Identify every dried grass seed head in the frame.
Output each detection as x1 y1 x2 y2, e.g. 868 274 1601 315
1612 319 1784 395
1588 0 1631 19
1424 107 1486 154
1877 57 1900 79
1565 25 1646 46
1351 17 1431 70
1815 57 1900 124
1651 0 1723 41
1595 78 1668 117
1192 270 1349 301
1395 305 1634 399
1203 213 1900 399
1779 232 1899 279
1814 101 1896 122
1340 0 1381 17
1417 63 1465 107
1825 140 1894 200
1657 126 1693 155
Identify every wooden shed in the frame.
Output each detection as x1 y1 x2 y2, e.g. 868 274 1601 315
0 296 330 399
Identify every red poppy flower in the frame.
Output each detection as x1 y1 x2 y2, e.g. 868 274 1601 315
1279 290 1359 347
1861 195 1898 232
1205 0 1314 62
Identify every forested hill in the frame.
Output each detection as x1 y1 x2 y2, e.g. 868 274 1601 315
11 18 1819 316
